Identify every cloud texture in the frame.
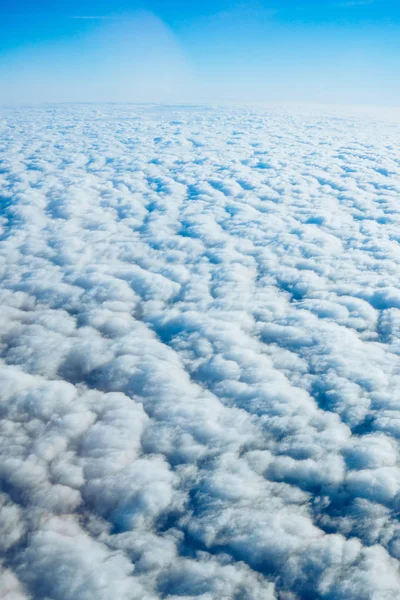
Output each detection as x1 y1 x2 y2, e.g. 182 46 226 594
1 103 400 598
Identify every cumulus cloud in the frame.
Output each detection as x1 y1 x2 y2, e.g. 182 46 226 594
0 103 400 598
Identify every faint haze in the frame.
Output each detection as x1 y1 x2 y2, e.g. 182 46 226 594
0 1 399 105
0 13 198 104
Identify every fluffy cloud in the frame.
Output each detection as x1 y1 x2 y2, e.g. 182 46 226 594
0 103 400 598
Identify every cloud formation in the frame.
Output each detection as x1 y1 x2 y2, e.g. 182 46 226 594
1 103 400 598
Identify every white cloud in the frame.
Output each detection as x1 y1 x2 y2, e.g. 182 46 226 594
0 103 400 598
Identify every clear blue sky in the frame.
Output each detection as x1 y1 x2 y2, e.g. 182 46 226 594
0 0 399 105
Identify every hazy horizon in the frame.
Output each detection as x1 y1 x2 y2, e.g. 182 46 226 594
1 1 399 106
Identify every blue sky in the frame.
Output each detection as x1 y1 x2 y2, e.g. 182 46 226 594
0 0 399 105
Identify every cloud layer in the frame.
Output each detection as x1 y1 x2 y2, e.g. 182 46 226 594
1 103 400 598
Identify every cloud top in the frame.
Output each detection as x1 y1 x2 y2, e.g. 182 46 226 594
1 103 400 598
